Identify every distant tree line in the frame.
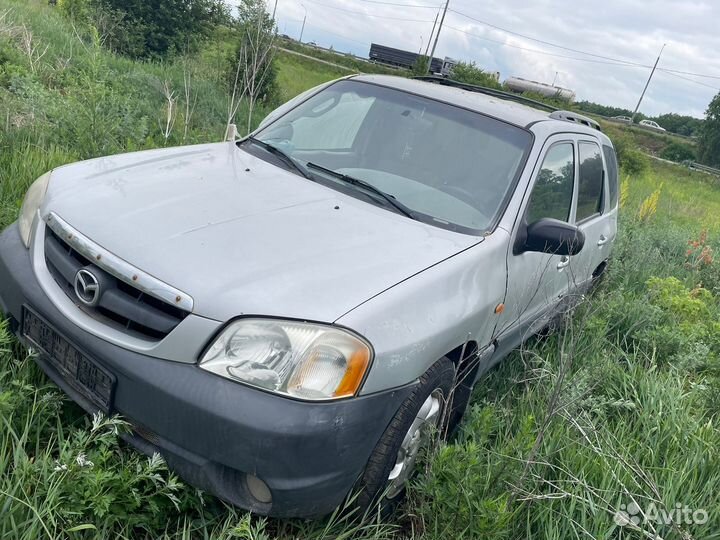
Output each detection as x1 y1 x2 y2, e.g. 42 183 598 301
575 100 704 137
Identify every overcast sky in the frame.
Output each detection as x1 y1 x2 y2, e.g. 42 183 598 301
269 0 720 118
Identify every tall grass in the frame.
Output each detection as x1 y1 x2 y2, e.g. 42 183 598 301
2 2 720 538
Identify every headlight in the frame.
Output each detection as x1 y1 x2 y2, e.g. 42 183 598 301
18 172 51 248
199 319 372 400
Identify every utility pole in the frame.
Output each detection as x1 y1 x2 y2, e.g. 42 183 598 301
552 71 559 87
272 0 278 21
426 0 449 74
299 3 307 42
632 44 666 123
424 11 439 57
418 35 424 55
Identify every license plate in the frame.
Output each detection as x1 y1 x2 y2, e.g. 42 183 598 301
22 307 115 413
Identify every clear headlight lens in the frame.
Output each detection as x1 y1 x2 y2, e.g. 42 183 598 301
18 172 51 248
200 319 372 400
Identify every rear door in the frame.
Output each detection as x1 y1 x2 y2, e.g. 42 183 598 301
497 136 578 345
571 139 617 290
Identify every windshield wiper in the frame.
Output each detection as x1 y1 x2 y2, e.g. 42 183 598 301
305 162 417 220
245 137 312 180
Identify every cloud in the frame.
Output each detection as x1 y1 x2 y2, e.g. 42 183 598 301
271 0 719 117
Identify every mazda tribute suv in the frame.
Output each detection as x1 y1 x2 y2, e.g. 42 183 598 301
0 75 618 517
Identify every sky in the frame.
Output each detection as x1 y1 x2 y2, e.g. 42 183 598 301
266 0 720 118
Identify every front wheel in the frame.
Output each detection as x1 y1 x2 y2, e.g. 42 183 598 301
354 357 455 511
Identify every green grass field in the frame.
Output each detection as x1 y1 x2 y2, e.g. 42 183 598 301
2 1 720 539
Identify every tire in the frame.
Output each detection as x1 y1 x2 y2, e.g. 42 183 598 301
354 357 455 513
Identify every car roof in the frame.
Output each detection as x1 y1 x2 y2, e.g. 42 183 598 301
350 75 611 144
352 74 550 127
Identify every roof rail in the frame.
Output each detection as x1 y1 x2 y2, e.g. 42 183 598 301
412 76 558 112
549 110 602 132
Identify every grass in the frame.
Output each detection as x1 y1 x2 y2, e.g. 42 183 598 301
274 50 352 102
2 2 720 539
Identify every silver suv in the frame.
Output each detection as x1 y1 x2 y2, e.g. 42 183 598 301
0 75 618 517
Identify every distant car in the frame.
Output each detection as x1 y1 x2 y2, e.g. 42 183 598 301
639 119 666 132
611 115 633 124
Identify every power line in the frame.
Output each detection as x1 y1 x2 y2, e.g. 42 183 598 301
447 9 647 67
444 24 651 68
353 0 442 8
301 0 435 23
659 69 720 91
658 68 720 81
448 7 720 81
294 0 720 83
279 16 374 46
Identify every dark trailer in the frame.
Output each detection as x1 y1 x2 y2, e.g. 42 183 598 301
369 43 443 73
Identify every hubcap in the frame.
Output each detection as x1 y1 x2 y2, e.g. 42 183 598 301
386 389 443 499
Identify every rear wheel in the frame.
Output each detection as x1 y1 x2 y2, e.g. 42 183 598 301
354 357 454 511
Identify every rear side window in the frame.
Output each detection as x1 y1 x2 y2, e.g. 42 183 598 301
576 142 605 221
526 143 575 224
603 144 619 209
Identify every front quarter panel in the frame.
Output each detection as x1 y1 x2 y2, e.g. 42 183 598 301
339 231 509 395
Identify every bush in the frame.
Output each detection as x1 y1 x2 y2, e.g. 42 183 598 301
660 141 696 163
610 132 649 176
449 61 501 89
56 0 93 26
411 55 429 76
95 0 230 59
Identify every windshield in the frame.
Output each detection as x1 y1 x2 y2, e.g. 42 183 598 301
254 80 533 233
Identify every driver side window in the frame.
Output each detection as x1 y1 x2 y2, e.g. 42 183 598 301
526 143 575 225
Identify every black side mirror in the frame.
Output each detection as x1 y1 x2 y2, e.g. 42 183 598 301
515 218 585 256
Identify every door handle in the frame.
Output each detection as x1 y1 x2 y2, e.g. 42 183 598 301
557 256 570 270
597 235 609 246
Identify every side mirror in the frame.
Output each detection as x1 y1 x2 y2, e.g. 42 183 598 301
516 218 585 256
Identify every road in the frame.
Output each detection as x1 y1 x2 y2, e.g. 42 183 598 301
276 47 357 73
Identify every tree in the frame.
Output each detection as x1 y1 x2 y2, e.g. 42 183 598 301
97 0 230 58
698 92 720 168
653 113 703 137
227 0 277 134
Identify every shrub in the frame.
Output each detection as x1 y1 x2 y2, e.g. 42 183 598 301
660 141 696 163
449 61 501 89
411 55 429 76
95 0 230 59
56 0 93 26
611 132 649 176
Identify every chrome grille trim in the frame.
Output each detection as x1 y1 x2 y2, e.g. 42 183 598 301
45 212 194 312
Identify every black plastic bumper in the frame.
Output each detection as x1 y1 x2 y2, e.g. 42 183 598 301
0 223 414 517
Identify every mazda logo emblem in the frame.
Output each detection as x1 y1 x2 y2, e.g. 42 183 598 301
74 269 101 307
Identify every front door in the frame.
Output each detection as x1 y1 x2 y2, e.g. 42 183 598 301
497 137 578 347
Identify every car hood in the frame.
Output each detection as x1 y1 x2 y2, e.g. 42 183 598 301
43 142 481 322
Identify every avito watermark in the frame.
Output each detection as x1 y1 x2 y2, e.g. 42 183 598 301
614 501 708 528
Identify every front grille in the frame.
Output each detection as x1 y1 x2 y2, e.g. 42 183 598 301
44 228 189 340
